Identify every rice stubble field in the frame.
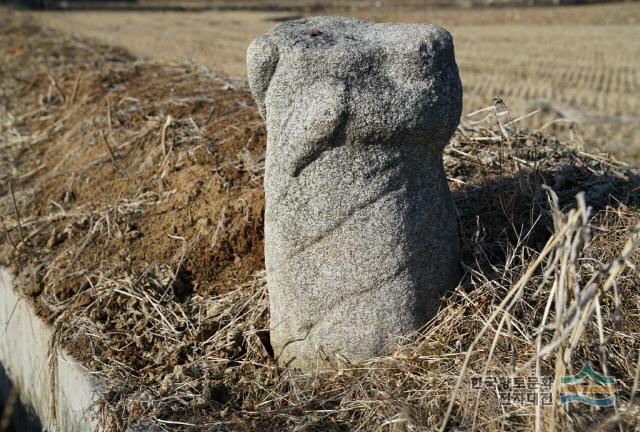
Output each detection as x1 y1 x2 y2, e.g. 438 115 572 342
27 2 640 162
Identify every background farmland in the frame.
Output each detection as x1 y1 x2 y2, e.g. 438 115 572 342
24 1 640 162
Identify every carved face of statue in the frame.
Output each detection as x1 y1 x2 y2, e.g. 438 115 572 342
247 16 463 164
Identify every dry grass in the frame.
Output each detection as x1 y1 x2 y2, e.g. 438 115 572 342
1 13 640 432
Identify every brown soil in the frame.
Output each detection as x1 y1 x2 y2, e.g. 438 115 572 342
0 16 266 315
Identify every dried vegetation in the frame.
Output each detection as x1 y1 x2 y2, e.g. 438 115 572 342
1 16 639 432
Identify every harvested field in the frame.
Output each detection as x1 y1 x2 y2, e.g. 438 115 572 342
25 2 640 162
1 11 640 432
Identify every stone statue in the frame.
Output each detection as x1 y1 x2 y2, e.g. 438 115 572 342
247 16 462 369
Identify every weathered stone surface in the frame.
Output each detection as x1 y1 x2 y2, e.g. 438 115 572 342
247 16 462 369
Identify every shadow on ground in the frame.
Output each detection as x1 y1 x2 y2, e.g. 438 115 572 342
0 363 43 432
453 163 639 274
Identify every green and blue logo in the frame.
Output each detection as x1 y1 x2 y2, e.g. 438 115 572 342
560 362 616 407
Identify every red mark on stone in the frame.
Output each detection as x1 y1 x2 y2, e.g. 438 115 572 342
310 29 323 37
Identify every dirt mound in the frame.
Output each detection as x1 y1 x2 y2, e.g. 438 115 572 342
1 19 266 306
1 15 639 432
